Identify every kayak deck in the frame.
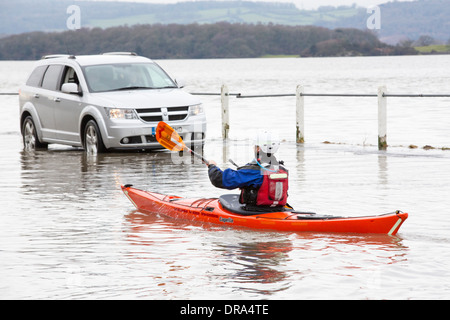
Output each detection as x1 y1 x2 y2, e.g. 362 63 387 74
121 185 408 235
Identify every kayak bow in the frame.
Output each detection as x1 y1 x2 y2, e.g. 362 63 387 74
121 185 408 235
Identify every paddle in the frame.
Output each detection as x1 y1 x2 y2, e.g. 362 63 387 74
156 121 209 166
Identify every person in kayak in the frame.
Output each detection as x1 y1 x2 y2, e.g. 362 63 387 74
208 130 289 211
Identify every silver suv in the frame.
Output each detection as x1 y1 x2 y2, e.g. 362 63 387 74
19 52 206 153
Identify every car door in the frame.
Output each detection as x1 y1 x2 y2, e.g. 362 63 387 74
22 65 50 137
54 66 84 144
37 64 65 140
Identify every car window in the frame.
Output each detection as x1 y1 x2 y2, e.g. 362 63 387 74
26 65 48 87
61 66 80 89
41 65 64 91
82 63 177 93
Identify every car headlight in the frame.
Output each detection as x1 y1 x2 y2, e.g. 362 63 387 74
189 104 203 116
106 108 137 120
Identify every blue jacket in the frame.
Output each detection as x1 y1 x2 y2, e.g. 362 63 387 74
208 161 263 190
208 159 288 207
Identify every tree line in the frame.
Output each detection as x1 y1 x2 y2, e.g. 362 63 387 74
0 23 417 60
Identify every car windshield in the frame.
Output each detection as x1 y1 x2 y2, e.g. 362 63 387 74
82 63 177 93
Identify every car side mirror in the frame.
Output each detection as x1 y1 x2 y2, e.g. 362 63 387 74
62 83 83 96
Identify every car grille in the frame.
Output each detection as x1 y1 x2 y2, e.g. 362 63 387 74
135 106 189 123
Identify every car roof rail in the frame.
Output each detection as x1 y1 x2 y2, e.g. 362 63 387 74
102 52 138 56
41 54 76 60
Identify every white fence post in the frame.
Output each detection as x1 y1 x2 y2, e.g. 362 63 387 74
378 86 387 150
221 84 230 140
296 85 305 143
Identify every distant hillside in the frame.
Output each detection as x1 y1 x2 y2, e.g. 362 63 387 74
1 0 449 44
85 1 360 28
321 0 450 44
0 0 359 33
0 23 416 60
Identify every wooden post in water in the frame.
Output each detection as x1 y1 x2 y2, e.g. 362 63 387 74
221 84 230 139
378 85 387 150
296 85 305 143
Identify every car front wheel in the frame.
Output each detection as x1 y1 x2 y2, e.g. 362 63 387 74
83 120 107 154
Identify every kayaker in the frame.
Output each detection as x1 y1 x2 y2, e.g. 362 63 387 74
208 131 289 211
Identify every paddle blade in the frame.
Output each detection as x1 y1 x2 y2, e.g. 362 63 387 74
156 121 186 152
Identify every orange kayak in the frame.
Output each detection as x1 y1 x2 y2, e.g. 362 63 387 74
121 185 408 235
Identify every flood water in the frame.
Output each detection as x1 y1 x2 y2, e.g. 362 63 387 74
1 56 450 300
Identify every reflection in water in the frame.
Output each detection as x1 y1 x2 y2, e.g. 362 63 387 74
214 239 293 296
125 208 294 297
377 154 388 186
9 141 418 299
20 148 207 197
123 202 409 298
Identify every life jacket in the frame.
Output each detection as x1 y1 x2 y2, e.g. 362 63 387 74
256 166 289 207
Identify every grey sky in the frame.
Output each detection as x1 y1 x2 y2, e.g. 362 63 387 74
87 0 416 10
